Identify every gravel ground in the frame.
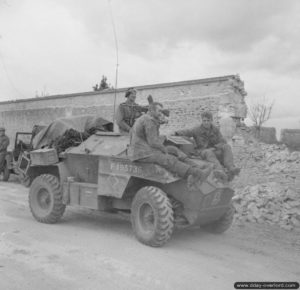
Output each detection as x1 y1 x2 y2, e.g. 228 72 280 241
0 181 299 290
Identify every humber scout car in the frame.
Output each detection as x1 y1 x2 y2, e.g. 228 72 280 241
20 116 235 247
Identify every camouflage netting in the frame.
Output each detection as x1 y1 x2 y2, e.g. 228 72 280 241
232 142 300 230
50 129 90 154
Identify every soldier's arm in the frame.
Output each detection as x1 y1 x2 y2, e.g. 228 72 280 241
116 105 131 132
134 104 148 114
0 137 9 151
174 127 195 138
144 122 167 154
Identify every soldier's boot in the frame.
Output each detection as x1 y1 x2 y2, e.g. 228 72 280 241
213 170 228 183
227 166 241 181
222 144 240 180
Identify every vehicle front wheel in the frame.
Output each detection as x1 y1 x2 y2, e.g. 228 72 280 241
202 204 235 233
131 186 174 247
29 174 65 224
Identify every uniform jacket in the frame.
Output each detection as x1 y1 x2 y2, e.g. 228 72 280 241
0 135 9 153
127 113 166 161
116 100 145 133
176 124 226 150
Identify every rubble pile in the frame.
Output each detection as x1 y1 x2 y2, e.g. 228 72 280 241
233 183 300 230
232 142 300 230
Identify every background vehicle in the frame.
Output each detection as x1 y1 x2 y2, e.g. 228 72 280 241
1 132 34 183
25 131 235 247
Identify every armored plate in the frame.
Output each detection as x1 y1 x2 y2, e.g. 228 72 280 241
66 134 129 156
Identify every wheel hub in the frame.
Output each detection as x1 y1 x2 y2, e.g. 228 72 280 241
37 189 51 209
139 203 155 232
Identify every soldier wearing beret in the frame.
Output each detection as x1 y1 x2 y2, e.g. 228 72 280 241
0 127 10 174
116 88 147 134
175 111 240 180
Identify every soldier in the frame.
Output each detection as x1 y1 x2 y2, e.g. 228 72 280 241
174 111 240 180
0 127 10 173
127 96 212 189
116 88 147 134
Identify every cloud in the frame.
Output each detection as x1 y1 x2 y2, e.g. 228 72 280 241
46 0 297 55
0 0 118 98
109 0 296 54
0 0 299 134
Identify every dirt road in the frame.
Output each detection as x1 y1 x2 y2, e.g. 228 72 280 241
0 181 299 290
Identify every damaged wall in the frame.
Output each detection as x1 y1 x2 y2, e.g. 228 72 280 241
0 75 247 149
281 129 300 150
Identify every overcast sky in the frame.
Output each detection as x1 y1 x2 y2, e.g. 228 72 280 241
0 0 299 130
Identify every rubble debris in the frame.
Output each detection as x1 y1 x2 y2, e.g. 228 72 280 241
233 183 300 230
232 142 300 230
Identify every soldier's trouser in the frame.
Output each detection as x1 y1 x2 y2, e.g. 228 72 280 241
140 153 191 178
0 152 6 172
201 144 235 171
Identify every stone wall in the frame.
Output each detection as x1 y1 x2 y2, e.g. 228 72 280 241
0 75 247 149
251 126 278 144
281 129 300 150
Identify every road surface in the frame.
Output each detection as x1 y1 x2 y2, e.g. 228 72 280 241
0 181 299 290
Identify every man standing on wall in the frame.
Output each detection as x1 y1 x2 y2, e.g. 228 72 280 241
174 111 240 181
0 127 10 175
116 88 147 134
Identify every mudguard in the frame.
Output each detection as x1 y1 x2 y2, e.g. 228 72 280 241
98 156 180 198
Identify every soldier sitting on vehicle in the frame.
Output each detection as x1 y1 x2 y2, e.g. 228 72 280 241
0 127 10 174
116 88 148 134
127 96 213 189
174 110 240 181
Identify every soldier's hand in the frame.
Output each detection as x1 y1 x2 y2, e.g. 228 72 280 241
214 143 224 150
162 146 168 154
177 151 187 161
166 145 179 156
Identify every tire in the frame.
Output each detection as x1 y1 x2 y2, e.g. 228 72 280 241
29 174 65 224
131 186 174 247
202 204 235 234
2 162 10 181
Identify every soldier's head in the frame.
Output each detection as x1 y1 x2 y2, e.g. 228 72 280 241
0 127 5 136
147 95 168 124
201 111 213 129
125 87 137 103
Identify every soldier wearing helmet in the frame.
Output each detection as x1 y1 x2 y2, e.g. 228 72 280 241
0 127 10 174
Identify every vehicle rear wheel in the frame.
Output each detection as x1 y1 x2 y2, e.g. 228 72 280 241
2 161 10 181
29 174 65 223
131 186 174 247
202 204 235 233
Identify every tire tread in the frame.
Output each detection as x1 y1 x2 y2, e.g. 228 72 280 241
131 186 174 247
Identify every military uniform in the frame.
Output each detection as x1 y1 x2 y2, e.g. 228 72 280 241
0 134 9 172
175 124 235 172
116 100 146 134
128 114 206 178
